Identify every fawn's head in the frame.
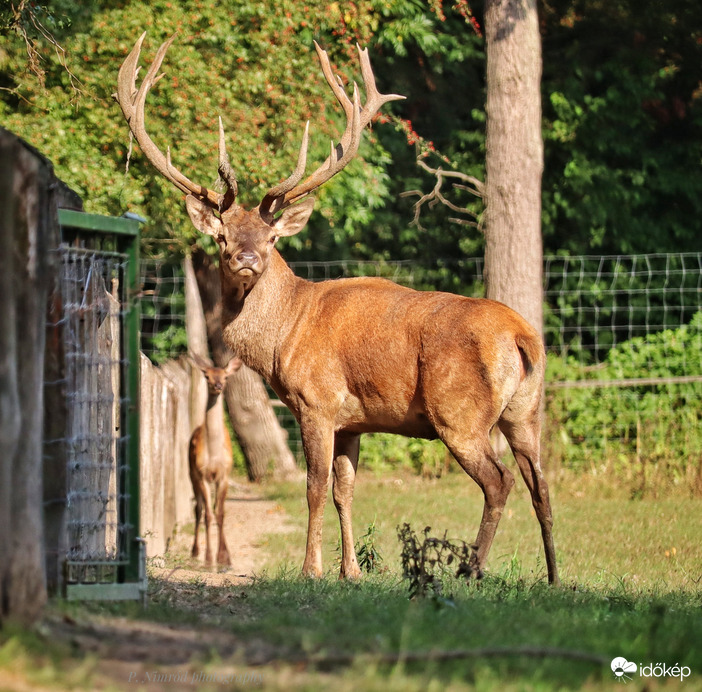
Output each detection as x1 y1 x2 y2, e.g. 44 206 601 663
114 34 403 293
191 354 242 395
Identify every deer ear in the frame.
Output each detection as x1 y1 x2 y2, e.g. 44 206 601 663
225 356 243 375
188 351 213 371
185 195 223 237
272 197 315 237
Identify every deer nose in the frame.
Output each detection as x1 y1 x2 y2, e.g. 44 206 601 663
236 251 259 266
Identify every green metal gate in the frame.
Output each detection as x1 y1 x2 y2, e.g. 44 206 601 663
47 209 143 600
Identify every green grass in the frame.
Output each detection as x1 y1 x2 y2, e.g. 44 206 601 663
221 570 702 690
262 469 702 591
3 471 702 690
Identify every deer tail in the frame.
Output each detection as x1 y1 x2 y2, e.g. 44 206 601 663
515 333 545 378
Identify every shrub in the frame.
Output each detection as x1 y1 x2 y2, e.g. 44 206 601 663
544 312 702 492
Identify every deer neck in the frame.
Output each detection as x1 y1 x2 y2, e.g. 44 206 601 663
220 249 304 381
203 393 227 460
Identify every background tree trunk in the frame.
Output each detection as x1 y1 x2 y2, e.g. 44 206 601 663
483 0 544 337
191 248 298 481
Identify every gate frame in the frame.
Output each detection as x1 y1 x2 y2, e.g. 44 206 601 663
57 209 144 601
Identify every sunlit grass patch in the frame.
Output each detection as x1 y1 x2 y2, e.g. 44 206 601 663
261 470 702 591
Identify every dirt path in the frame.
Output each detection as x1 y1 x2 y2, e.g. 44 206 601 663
149 478 299 586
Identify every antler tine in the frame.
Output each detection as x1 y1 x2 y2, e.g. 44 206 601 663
218 116 238 207
115 33 235 210
355 43 406 121
314 41 355 121
259 121 310 217
259 42 405 217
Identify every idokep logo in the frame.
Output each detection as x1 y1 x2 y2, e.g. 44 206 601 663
611 657 637 683
611 657 692 683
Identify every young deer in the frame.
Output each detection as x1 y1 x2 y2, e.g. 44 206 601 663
116 34 560 585
188 353 242 567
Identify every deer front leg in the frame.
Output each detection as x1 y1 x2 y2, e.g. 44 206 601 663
191 477 215 566
333 433 361 580
300 420 335 577
193 479 215 567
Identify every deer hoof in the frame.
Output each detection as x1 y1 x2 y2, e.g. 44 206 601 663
339 564 362 580
301 564 324 579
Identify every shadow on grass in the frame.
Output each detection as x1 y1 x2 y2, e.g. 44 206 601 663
104 566 702 686
5 567 700 691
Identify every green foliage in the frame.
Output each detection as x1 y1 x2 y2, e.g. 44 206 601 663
541 0 702 254
5 0 700 264
545 312 702 488
355 518 384 573
543 254 701 364
397 523 478 601
361 433 451 477
0 0 410 258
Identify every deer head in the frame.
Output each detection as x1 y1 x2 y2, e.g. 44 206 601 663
114 34 404 295
190 353 241 395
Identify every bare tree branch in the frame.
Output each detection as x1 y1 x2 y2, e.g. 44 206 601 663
5 1 82 97
401 156 484 231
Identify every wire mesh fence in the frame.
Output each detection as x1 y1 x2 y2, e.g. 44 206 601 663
544 253 702 365
59 249 127 567
140 252 702 485
44 210 143 600
542 253 701 488
140 258 188 363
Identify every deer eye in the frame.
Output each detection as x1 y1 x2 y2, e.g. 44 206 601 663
217 233 226 245
269 234 278 245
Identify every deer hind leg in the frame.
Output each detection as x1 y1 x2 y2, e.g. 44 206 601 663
333 433 361 580
300 420 335 578
192 489 204 560
498 414 560 586
214 478 231 566
440 429 515 578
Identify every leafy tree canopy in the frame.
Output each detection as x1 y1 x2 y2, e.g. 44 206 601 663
540 0 702 255
0 0 422 258
2 0 701 262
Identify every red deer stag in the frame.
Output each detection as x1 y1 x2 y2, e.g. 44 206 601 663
188 353 242 566
116 34 560 585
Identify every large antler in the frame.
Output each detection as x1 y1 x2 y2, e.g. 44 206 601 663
114 33 238 211
258 42 405 220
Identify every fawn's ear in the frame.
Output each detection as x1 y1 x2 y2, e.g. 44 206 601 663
225 357 243 375
272 197 315 237
189 352 213 372
185 195 223 237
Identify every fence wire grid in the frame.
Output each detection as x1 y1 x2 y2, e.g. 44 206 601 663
140 253 702 482
45 247 131 580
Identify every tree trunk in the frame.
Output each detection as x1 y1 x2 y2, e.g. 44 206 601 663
483 0 544 337
0 129 52 624
191 248 298 481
